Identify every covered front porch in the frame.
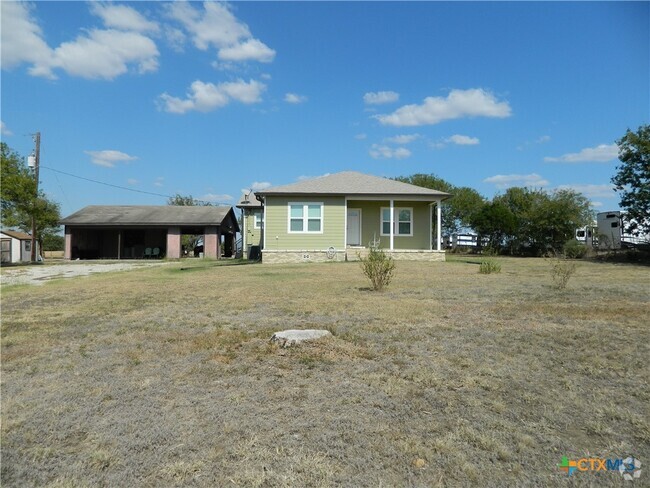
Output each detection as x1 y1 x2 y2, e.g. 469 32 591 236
344 198 445 261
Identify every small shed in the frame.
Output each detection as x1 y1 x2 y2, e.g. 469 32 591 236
1 230 41 263
60 205 240 260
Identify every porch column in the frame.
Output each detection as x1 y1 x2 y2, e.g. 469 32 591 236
64 227 72 260
436 202 442 252
242 210 246 257
167 226 181 259
389 199 394 251
117 230 122 260
204 226 218 259
217 230 221 259
429 204 434 251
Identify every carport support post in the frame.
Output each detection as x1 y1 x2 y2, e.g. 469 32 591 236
64 227 72 260
167 226 181 259
204 226 219 259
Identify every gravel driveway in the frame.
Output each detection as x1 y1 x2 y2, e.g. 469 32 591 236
1 261 169 287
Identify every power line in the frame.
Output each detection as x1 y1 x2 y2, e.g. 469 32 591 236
40 165 230 206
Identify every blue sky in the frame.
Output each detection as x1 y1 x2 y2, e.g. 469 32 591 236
1 1 648 218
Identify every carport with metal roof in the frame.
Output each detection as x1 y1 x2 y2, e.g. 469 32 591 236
60 205 240 260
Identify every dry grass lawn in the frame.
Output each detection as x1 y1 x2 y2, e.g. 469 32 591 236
1 257 649 487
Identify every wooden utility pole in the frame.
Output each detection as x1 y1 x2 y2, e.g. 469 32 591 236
30 132 40 262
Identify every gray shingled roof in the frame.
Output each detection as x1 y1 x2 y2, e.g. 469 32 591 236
61 205 235 226
236 191 262 208
257 171 450 197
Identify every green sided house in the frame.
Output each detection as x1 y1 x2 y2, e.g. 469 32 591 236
253 171 450 264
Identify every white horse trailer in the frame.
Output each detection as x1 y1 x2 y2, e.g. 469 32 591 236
597 212 623 250
594 211 650 250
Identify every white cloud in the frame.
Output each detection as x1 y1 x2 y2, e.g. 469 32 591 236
363 91 399 105
127 178 139 185
200 193 233 203
218 38 275 63
544 144 619 163
164 26 187 52
354 133 367 140
376 88 512 127
385 134 420 144
48 29 159 79
1 2 160 80
90 3 159 33
555 184 616 199
369 144 412 160
166 2 248 50
85 150 138 168
166 1 274 63
537 135 551 144
447 134 479 145
591 201 604 208
221 79 266 103
1 121 13 136
158 79 266 114
284 93 308 104
1 2 54 74
429 141 446 149
483 173 549 189
154 177 164 187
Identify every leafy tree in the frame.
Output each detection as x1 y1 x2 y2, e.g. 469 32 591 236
612 125 650 235
42 233 65 251
470 200 517 250
476 187 593 255
394 174 485 235
1 143 61 259
1 143 36 220
445 186 486 234
167 193 200 206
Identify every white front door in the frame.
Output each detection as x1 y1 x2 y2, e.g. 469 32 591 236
347 209 361 246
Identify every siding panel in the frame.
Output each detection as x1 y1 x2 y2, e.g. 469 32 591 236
265 196 345 250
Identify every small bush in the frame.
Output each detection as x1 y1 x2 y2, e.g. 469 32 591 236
479 259 501 274
547 253 578 289
563 239 587 259
360 247 395 291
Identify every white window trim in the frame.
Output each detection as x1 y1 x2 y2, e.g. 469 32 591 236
252 209 262 229
380 207 413 237
287 202 324 234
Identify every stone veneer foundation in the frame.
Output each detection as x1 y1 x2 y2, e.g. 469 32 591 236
262 249 445 264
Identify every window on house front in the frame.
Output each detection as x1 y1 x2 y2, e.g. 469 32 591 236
289 203 323 233
380 207 413 236
253 210 262 229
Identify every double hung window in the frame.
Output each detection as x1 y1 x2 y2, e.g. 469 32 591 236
380 207 413 236
289 203 323 233
252 210 262 229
